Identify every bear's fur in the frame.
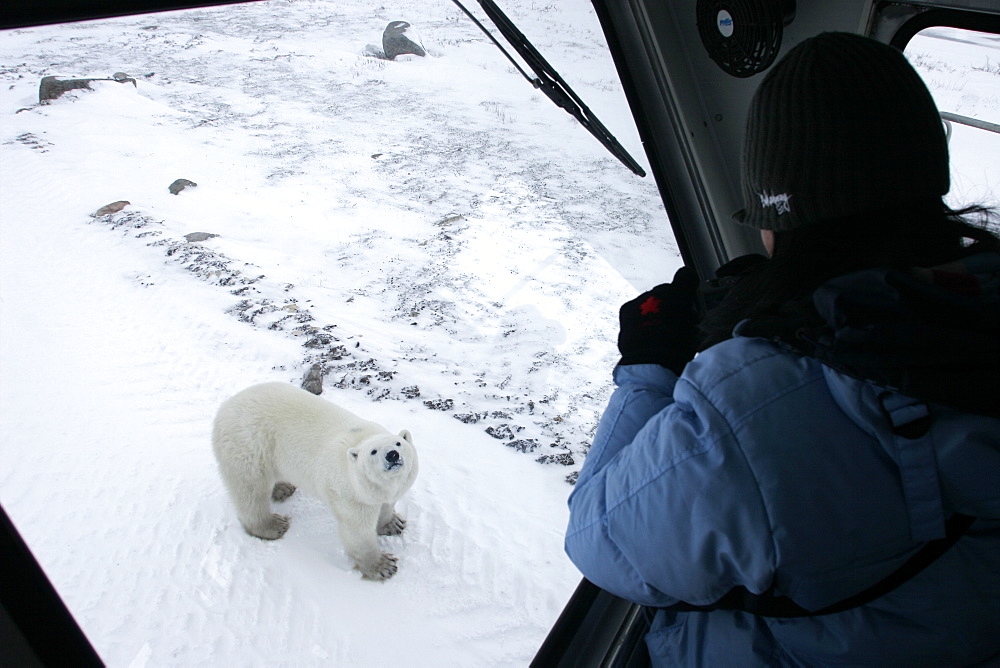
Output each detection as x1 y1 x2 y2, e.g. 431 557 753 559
212 382 418 580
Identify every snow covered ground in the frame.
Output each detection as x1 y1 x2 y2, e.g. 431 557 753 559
907 27 1000 207
1 4 998 666
0 1 670 665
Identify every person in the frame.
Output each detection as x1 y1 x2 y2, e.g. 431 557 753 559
564 32 1000 666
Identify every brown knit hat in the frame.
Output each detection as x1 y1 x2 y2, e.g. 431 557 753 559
735 32 950 230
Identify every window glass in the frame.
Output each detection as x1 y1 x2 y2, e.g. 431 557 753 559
905 27 1000 209
0 2 667 665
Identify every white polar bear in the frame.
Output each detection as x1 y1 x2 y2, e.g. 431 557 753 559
212 382 418 580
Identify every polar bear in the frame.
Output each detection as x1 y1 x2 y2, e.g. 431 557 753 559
211 382 418 580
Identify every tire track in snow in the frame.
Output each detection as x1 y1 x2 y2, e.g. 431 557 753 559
88 206 606 484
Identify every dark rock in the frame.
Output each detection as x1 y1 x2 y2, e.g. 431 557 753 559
39 74 137 103
169 178 197 195
536 452 575 466
40 77 93 102
435 214 464 226
227 299 278 324
424 398 454 411
383 21 426 60
402 385 421 399
304 331 335 348
507 439 540 454
302 364 325 395
184 232 218 242
93 201 130 217
486 424 523 440
369 388 392 401
325 344 348 360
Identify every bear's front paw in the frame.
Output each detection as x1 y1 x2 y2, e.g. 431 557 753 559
271 481 297 502
246 513 290 541
361 553 398 581
378 512 406 536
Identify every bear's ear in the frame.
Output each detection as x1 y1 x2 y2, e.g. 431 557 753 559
398 429 413 445
348 448 359 460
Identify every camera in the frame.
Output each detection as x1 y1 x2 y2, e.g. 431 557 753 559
694 253 767 316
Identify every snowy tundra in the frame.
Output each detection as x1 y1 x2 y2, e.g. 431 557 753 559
1 0 998 665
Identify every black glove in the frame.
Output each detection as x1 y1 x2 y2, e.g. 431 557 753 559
714 253 768 280
696 253 768 314
617 266 700 374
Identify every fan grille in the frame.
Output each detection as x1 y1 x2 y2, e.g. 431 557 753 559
697 0 786 78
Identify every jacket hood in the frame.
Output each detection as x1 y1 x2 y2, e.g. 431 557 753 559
736 252 1000 417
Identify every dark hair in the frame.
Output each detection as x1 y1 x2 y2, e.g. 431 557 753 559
698 201 1000 350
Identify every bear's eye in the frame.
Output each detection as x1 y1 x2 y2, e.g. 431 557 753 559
395 441 401 446
370 449 377 455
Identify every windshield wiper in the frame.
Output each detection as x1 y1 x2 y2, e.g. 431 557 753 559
451 0 646 177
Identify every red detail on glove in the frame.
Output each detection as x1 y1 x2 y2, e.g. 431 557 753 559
640 296 662 315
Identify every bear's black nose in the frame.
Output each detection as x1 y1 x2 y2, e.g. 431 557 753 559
385 450 399 463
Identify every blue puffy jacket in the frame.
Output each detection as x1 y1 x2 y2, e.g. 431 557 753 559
565 256 1000 666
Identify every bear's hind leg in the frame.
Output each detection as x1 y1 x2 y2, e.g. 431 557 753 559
242 508 290 541
212 421 289 541
272 481 297 502
232 482 291 540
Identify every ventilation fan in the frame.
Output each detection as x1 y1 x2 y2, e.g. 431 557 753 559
697 0 796 78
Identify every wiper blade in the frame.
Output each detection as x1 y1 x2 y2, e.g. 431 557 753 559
451 0 646 177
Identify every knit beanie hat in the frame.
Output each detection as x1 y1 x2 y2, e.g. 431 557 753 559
736 32 949 230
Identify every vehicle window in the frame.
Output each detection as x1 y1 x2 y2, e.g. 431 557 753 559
905 27 1000 211
0 1 669 665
